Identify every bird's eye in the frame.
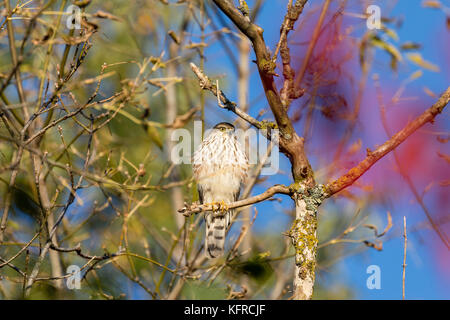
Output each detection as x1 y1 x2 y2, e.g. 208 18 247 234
220 127 225 131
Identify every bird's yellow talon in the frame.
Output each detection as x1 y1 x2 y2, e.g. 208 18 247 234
219 200 229 213
208 201 221 212
207 201 229 215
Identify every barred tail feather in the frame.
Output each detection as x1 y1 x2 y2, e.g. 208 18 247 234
205 210 232 259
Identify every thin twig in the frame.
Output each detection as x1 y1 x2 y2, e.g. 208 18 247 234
190 62 268 131
402 216 407 300
178 184 291 216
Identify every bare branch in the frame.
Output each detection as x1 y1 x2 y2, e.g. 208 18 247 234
212 0 294 138
178 184 291 216
326 86 450 196
190 62 268 130
276 0 308 107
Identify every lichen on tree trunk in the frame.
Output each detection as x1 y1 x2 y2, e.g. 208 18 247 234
290 185 325 300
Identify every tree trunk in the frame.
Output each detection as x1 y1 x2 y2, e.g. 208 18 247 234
165 42 184 230
290 186 324 300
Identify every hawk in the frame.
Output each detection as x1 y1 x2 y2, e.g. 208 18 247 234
193 122 249 258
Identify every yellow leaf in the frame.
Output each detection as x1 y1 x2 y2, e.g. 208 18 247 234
361 184 374 192
348 139 362 155
381 26 399 41
423 182 434 194
371 36 402 62
258 251 271 259
423 86 438 98
437 152 450 164
407 53 440 72
439 180 450 186
422 0 442 8
137 12 155 34
409 70 423 81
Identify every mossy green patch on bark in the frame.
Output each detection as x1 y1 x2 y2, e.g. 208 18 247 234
304 185 325 212
258 58 277 75
288 181 306 194
288 185 326 284
259 120 278 130
288 184 326 211
289 214 318 275
238 1 250 16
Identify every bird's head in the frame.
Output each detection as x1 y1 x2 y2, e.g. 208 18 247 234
213 122 235 136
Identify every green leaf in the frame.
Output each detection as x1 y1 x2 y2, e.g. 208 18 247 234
370 36 402 62
146 124 163 149
381 26 399 41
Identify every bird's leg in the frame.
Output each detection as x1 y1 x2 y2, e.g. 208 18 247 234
206 201 229 216
218 200 229 215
